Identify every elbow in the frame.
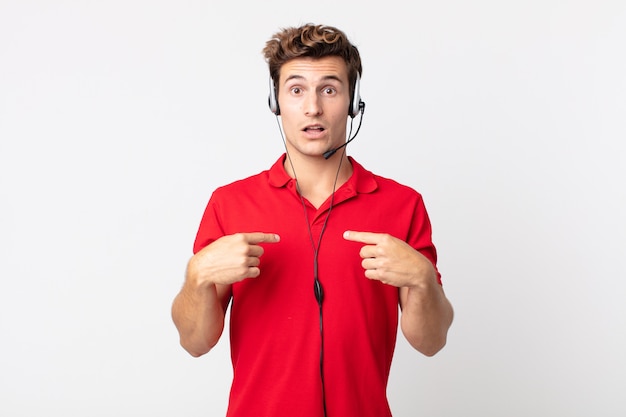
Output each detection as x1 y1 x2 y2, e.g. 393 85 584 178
415 336 447 357
187 349 208 358
413 304 454 357
181 341 212 358
404 329 448 357
402 317 452 357
183 345 209 358
179 335 218 358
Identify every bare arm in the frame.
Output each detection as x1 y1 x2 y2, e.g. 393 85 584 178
399 270 453 356
171 264 231 357
171 232 280 357
343 230 453 356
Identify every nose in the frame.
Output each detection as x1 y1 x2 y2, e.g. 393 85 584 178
303 92 322 116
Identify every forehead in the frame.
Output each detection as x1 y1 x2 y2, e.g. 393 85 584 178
279 56 349 83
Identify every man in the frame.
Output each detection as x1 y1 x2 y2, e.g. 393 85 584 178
172 23 453 417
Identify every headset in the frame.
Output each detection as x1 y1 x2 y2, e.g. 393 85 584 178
268 73 363 118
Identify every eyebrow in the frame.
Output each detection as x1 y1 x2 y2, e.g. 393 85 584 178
283 74 343 84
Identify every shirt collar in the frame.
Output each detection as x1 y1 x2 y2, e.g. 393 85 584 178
268 154 378 194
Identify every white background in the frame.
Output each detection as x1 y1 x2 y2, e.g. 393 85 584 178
1 1 625 416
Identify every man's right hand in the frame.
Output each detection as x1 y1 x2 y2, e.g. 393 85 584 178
187 232 280 287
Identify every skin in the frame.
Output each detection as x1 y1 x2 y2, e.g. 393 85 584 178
171 56 453 358
277 56 355 206
343 231 453 356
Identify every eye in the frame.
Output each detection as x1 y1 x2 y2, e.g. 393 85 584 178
322 87 336 95
290 87 303 95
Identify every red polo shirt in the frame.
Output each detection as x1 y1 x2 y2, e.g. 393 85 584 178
194 155 439 417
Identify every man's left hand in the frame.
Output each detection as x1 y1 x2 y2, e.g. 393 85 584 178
343 230 436 288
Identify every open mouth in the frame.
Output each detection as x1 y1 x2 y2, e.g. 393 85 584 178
303 124 325 133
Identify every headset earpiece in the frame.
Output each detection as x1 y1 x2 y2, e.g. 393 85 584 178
350 74 363 118
268 77 280 115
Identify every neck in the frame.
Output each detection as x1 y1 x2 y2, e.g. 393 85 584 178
284 152 352 208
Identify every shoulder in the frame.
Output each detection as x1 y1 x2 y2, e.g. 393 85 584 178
214 170 268 192
374 172 420 194
352 158 424 201
212 155 287 199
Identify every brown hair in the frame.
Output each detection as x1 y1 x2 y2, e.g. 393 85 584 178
262 23 362 95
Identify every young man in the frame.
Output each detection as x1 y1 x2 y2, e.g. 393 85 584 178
172 23 453 417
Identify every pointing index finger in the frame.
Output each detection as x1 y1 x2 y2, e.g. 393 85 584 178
343 230 382 244
246 232 280 244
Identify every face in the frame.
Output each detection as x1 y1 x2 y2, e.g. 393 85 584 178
277 56 351 159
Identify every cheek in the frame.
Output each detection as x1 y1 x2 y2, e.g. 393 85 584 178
280 118 298 135
329 116 349 134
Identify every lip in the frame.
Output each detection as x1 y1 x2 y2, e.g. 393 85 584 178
302 124 326 139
